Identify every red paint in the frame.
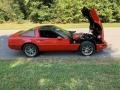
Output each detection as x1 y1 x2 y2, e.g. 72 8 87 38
8 28 107 52
8 29 80 51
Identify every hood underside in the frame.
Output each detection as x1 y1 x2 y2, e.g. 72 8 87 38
81 7 103 39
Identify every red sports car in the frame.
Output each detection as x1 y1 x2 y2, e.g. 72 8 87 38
8 7 107 57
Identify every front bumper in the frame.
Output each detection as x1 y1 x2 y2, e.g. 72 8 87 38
96 41 107 52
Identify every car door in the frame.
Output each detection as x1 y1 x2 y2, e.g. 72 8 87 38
37 30 71 51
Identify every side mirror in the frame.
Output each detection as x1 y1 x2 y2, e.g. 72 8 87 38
57 36 62 40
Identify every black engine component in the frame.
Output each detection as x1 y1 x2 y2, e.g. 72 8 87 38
74 33 96 44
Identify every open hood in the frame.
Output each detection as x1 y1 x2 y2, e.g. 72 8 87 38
81 7 104 41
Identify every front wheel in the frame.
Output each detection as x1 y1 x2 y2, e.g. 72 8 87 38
80 41 95 56
23 44 39 57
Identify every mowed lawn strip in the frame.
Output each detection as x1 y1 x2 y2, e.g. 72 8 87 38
0 58 120 90
0 23 120 30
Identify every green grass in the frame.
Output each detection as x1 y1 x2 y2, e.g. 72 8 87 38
0 58 120 90
0 22 120 30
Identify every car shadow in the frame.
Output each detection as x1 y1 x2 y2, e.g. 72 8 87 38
0 35 118 60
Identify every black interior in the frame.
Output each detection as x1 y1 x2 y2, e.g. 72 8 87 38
40 30 59 38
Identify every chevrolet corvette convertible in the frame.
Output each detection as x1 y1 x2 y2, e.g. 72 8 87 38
8 7 107 57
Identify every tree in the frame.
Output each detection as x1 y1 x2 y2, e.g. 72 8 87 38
0 0 120 23
15 0 29 19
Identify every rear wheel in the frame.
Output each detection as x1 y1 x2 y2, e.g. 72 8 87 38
23 44 39 57
80 41 95 56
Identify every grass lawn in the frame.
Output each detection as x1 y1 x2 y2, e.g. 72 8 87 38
0 22 120 30
0 58 120 90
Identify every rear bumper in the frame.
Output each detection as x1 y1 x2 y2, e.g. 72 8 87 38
96 41 107 52
8 37 21 50
8 44 21 50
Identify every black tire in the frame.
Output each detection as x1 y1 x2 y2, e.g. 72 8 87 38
80 41 95 56
23 44 39 57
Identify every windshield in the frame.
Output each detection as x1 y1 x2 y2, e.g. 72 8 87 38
54 26 71 38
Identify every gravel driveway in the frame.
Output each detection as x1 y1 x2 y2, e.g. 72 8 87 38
0 28 120 59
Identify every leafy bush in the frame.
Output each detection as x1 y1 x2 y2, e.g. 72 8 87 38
0 11 9 23
0 0 120 23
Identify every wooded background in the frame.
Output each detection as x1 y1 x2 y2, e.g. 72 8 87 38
0 0 120 23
